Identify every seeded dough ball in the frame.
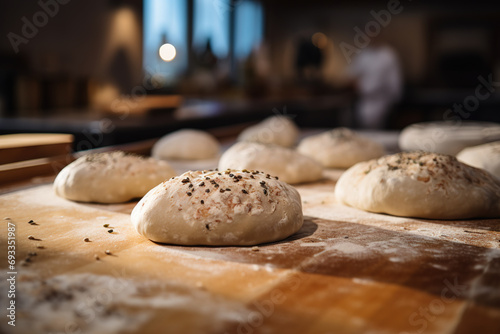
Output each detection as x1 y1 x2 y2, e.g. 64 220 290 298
54 151 177 203
457 141 500 179
335 151 500 219
152 129 220 161
298 128 385 168
237 116 299 147
219 141 323 184
131 169 304 245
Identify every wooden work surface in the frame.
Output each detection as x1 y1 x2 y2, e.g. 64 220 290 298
1 168 499 334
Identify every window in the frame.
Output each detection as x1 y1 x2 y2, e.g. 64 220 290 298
143 0 264 84
143 0 187 82
193 0 230 58
234 0 264 60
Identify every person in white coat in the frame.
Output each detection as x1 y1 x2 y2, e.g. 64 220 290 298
349 42 402 129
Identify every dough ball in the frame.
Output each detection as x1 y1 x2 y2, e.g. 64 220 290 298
54 151 176 203
457 141 500 179
152 129 220 161
238 116 299 147
399 121 500 155
297 128 385 168
335 151 500 219
219 141 323 184
131 169 304 246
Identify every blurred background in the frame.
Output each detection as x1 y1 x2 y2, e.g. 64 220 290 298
1 0 500 150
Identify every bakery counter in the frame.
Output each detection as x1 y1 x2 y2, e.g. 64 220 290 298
1 134 499 334
0 94 352 151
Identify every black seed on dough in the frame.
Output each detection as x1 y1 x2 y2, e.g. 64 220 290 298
199 182 205 186
205 224 210 230
201 200 204 204
220 189 225 193
242 189 248 194
187 192 192 196
206 189 210 193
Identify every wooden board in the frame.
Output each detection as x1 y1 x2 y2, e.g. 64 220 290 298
0 133 74 186
0 133 73 165
1 171 500 334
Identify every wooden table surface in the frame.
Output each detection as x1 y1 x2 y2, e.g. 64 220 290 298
1 139 499 334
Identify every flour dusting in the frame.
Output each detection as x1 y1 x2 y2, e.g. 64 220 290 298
0 273 248 334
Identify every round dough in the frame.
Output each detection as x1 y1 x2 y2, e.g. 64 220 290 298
218 142 323 184
131 169 304 246
297 128 385 168
152 129 220 161
54 151 176 203
457 141 500 179
399 121 500 155
335 151 500 219
237 116 299 147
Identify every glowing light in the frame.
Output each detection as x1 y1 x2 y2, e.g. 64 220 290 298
159 43 176 61
312 32 328 49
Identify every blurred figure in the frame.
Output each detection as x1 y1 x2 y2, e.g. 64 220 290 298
199 40 218 70
295 35 324 83
349 39 402 129
190 39 219 94
243 43 271 97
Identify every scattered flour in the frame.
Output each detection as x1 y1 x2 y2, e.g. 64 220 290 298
430 263 448 270
300 242 327 247
0 273 248 334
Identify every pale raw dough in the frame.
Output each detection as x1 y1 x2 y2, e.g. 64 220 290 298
152 129 220 161
54 151 176 203
297 128 385 168
131 169 304 245
399 121 500 155
218 141 323 184
457 141 500 179
237 116 299 147
335 151 500 219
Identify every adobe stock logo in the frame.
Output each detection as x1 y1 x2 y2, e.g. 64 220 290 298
7 0 71 54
